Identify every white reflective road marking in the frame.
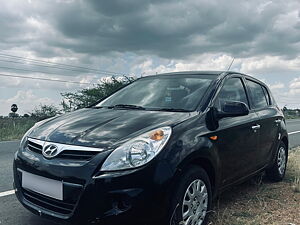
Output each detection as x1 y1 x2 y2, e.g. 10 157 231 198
288 130 300 135
0 190 15 197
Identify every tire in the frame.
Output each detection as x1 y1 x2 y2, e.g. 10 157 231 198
167 166 212 225
266 141 288 182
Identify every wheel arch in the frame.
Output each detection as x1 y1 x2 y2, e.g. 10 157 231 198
269 134 289 168
281 135 288 150
175 154 217 196
189 157 216 194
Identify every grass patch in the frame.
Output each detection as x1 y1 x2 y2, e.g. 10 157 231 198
0 118 37 141
208 148 300 225
289 149 300 193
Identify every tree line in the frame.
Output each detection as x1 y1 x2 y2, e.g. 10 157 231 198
6 76 134 120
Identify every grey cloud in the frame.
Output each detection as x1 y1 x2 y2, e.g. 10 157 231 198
88 0 154 16
1 0 300 60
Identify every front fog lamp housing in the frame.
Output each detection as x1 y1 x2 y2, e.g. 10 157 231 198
101 127 172 171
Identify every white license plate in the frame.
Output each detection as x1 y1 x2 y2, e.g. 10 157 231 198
22 171 63 200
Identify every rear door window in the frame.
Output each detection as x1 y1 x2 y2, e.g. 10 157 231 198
246 79 268 109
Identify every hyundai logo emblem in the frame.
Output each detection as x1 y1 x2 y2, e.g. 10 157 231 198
42 144 58 159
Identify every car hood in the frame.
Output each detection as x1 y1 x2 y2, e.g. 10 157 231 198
28 108 195 149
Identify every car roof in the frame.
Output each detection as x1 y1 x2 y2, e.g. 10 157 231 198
143 71 265 85
158 71 225 76
149 71 225 77
140 71 224 80
139 70 268 86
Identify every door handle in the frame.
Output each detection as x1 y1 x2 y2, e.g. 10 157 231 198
251 124 261 131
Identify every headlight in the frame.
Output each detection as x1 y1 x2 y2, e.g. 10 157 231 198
19 117 54 148
101 126 172 171
20 125 35 148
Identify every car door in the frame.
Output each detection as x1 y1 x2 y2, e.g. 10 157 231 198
245 79 281 167
212 76 261 186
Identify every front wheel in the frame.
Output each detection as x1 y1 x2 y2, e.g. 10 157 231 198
168 166 212 225
266 141 288 182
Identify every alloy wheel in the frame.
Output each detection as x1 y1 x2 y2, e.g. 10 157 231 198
182 179 208 225
277 147 286 175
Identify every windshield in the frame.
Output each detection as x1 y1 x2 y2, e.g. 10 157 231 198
96 76 213 111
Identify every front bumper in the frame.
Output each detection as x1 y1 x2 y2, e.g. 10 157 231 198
13 149 174 224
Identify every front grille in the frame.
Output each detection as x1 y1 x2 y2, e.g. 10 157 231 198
22 189 76 215
26 138 101 161
27 140 43 153
58 150 99 160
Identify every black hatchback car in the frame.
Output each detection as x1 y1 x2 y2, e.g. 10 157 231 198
14 71 288 225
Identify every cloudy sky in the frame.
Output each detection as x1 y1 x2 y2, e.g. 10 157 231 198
0 0 300 116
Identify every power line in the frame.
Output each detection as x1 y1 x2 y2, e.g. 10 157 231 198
0 73 92 85
0 65 93 78
0 53 126 76
0 53 123 75
0 58 119 76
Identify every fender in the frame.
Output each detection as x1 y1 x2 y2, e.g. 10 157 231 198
268 119 289 167
162 113 221 197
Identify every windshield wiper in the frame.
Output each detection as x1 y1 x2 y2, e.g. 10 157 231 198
153 108 191 112
91 106 105 109
108 104 146 110
93 105 189 112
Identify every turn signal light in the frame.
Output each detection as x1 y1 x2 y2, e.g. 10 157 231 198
209 136 218 141
150 129 164 141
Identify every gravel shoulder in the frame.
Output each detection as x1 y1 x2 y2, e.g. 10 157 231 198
208 147 300 225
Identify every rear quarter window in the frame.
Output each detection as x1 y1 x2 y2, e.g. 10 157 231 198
262 86 272 105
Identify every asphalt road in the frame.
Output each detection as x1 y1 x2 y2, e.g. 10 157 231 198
0 119 300 225
286 119 300 148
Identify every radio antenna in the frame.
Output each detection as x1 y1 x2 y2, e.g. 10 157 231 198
227 57 235 71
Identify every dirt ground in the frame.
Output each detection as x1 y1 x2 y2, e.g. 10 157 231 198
207 148 300 225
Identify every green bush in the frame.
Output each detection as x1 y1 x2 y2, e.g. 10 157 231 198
0 117 38 141
61 76 134 112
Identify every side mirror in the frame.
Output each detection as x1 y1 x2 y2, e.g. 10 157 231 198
217 101 249 119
